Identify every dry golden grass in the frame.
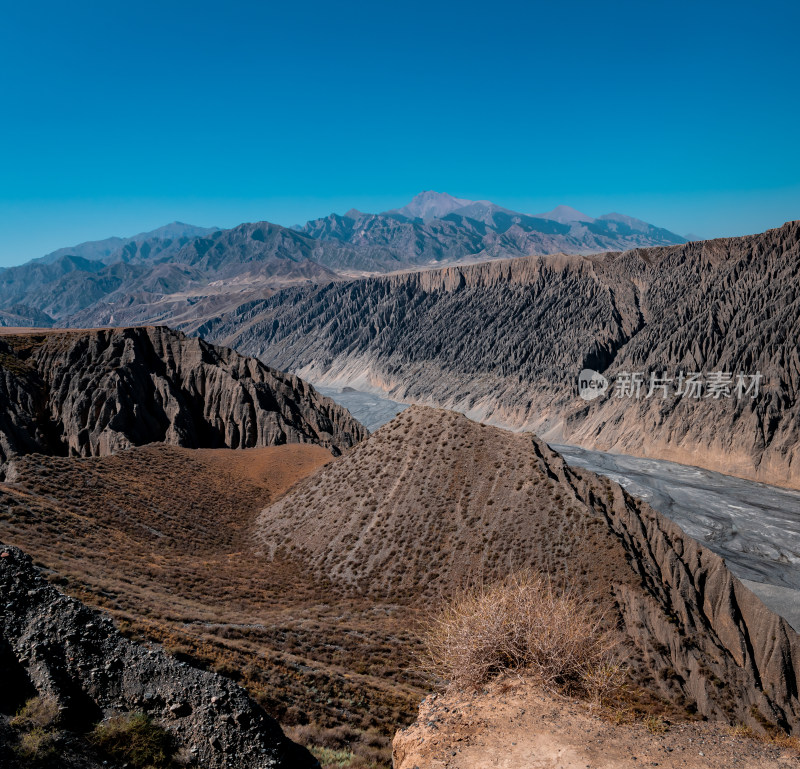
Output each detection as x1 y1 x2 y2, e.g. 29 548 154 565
10 697 60 731
422 571 624 701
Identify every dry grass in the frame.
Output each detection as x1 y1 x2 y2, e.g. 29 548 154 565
9 697 61 763
287 723 386 769
728 723 800 754
14 728 58 761
422 571 624 700
91 713 177 768
643 713 668 734
10 697 60 731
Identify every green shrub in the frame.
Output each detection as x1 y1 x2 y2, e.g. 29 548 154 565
91 713 176 769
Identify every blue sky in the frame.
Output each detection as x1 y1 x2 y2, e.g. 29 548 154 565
1 0 798 266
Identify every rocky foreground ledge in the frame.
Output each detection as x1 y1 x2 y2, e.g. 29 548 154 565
0 543 317 768
393 682 800 769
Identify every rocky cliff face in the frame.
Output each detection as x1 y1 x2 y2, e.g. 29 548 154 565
201 221 800 488
256 407 800 735
0 326 366 478
0 543 317 768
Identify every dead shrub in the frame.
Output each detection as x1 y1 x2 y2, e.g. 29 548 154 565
422 571 623 699
15 727 58 761
91 713 176 769
10 697 61 762
10 696 61 731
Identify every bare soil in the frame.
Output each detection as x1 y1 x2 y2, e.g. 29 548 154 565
393 680 800 769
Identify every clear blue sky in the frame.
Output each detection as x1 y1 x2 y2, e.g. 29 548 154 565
1 0 798 266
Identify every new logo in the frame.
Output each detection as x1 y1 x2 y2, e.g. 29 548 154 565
578 369 609 401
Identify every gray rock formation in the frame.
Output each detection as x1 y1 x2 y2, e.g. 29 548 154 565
0 543 317 768
0 326 366 479
0 339 54 473
199 221 800 488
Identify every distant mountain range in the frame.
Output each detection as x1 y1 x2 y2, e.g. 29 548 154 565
33 222 218 265
0 192 687 327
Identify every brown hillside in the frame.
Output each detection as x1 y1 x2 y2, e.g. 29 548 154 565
256 406 630 599
257 406 800 736
5 407 800 767
0 443 425 768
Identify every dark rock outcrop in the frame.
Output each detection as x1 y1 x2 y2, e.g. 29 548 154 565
0 543 317 768
0 340 55 470
0 326 366 478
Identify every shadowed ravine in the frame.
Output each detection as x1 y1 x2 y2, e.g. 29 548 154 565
320 385 800 631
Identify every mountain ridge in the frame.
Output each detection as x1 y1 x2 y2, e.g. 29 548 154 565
32 221 218 266
0 193 687 329
194 220 800 489
0 326 366 479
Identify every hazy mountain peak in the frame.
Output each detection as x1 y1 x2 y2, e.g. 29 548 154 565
131 221 218 240
598 212 652 233
535 205 595 223
392 190 476 220
33 221 217 266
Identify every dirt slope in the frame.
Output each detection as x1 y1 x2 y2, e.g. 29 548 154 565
0 443 424 767
257 406 800 735
0 543 316 769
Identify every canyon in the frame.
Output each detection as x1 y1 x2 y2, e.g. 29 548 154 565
3 218 800 768
194 221 800 490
